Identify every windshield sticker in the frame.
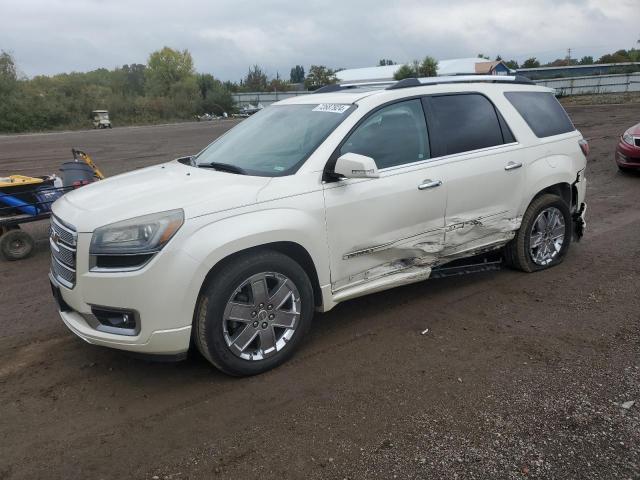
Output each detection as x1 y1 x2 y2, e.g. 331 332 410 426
312 104 350 114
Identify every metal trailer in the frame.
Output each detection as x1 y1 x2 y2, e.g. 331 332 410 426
0 149 104 260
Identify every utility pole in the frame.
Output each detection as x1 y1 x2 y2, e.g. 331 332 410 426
566 48 572 64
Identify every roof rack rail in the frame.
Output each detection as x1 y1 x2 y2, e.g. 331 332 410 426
313 84 348 94
386 74 534 90
313 81 395 94
312 75 534 95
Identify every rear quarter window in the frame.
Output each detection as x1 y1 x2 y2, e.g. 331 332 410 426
504 91 575 138
425 93 506 156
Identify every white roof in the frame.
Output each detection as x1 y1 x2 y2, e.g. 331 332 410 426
337 65 400 83
438 58 492 75
337 58 499 84
276 91 378 105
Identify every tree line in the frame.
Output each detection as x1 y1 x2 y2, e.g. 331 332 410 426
1 45 639 133
0 47 238 133
0 46 347 133
480 48 640 70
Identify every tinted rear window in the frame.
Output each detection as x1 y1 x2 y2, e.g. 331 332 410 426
427 94 505 156
504 91 575 138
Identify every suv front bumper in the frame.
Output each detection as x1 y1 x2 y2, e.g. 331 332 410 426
49 231 204 356
50 273 192 354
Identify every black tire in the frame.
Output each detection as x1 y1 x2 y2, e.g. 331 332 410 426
504 193 571 272
194 250 314 376
0 229 34 261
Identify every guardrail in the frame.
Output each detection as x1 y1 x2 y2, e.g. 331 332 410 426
534 73 640 96
233 73 640 105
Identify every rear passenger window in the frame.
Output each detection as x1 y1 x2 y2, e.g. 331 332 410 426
340 99 429 169
505 91 575 138
426 94 506 156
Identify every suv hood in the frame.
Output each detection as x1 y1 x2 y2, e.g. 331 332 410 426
52 161 271 232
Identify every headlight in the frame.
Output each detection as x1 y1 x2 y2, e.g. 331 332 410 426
623 132 635 146
90 209 184 255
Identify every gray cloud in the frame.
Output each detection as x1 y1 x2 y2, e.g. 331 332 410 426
0 0 638 80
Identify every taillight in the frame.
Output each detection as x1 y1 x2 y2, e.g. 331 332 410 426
579 138 589 157
72 180 90 188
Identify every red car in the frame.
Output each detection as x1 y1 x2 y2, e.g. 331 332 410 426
616 123 640 171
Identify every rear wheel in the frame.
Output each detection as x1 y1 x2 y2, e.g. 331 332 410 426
504 194 571 272
0 228 34 260
194 250 314 376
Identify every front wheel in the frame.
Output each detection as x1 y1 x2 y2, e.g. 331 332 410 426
194 250 314 376
504 193 572 272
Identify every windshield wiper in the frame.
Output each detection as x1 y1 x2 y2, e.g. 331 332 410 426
198 162 247 175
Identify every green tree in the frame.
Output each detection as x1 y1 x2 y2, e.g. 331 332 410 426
522 57 541 68
222 80 239 92
418 56 438 77
545 58 570 67
121 64 146 96
196 73 216 99
393 56 438 80
289 65 305 83
504 59 519 69
378 59 396 66
477 53 490 60
268 78 291 91
145 47 195 96
0 50 18 96
243 65 268 91
304 65 337 90
201 81 234 115
393 64 416 80
578 56 594 65
598 50 629 64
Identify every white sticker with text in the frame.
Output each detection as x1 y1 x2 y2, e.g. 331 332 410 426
312 104 350 114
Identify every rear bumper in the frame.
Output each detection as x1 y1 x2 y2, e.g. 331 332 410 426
572 202 587 240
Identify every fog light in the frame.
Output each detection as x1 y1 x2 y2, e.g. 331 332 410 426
91 307 137 330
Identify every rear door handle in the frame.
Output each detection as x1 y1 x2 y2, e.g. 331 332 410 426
418 179 442 190
504 161 523 171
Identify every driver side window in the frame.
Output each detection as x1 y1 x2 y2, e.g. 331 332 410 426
340 99 430 169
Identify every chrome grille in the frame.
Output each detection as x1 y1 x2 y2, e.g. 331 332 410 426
51 257 75 287
51 238 75 265
51 216 76 246
50 216 77 288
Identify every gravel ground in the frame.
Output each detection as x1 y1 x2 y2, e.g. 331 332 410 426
0 105 639 480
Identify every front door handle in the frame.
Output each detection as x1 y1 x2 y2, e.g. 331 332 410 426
418 179 442 190
504 161 523 171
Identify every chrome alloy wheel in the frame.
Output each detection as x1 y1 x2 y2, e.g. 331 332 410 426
222 272 301 361
529 206 565 266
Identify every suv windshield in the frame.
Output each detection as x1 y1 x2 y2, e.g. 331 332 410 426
194 104 354 176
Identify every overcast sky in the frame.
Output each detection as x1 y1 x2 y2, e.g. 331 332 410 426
1 0 638 81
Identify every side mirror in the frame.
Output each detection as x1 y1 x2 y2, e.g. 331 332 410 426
334 152 379 179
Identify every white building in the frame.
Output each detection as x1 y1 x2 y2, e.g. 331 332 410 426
337 58 513 84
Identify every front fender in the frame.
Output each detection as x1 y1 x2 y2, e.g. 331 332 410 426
179 205 329 305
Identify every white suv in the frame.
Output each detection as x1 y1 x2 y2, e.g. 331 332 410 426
49 75 588 376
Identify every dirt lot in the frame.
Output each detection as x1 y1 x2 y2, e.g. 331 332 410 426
1 107 639 480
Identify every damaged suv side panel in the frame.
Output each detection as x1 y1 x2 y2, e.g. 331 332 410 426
323 87 585 300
